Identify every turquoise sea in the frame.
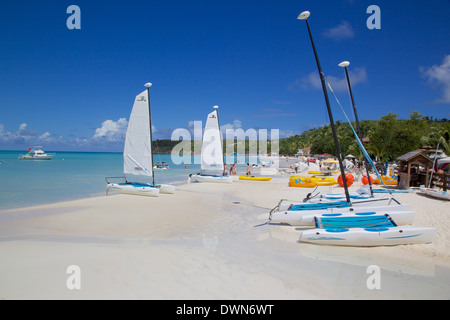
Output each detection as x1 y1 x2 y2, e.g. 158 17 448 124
0 151 203 210
0 150 260 210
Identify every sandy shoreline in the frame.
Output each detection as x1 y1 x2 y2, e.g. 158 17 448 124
0 174 449 300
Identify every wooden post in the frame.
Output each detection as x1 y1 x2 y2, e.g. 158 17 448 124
407 162 411 189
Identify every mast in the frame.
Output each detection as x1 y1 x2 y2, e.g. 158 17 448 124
298 11 351 205
213 105 226 174
145 82 155 187
339 61 373 195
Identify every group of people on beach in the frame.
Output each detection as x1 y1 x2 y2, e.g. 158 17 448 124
223 163 252 176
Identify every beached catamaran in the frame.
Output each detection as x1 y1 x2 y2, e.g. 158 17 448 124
271 11 404 215
299 222 435 247
106 83 175 197
273 10 435 246
189 106 234 183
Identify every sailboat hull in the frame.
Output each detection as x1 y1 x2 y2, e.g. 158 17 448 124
189 174 234 183
274 210 415 227
277 196 400 212
106 183 160 197
419 187 450 200
159 184 176 194
269 204 411 226
299 226 435 247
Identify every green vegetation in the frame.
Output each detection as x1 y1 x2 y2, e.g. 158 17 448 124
153 112 450 161
279 111 450 161
152 138 275 155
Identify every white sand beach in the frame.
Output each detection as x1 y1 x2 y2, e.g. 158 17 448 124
0 173 449 300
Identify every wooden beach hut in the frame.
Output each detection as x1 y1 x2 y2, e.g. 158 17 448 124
396 151 433 189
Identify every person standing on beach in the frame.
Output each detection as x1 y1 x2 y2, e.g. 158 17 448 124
246 163 251 176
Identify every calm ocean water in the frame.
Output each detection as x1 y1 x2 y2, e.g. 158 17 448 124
0 151 204 210
0 150 263 210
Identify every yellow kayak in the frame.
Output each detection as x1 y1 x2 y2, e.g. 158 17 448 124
291 176 337 182
310 176 337 185
373 175 398 185
237 175 272 181
291 176 337 186
289 178 318 188
381 175 398 185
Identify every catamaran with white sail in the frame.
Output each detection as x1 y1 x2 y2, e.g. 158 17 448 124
189 106 234 183
106 83 175 197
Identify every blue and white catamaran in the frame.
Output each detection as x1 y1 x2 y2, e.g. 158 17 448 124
298 213 434 247
270 12 410 225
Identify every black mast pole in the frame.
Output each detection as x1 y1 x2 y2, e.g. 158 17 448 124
145 82 156 187
213 105 226 176
298 11 351 205
340 62 373 195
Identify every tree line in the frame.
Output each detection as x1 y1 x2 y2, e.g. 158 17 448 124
279 111 450 161
152 111 450 161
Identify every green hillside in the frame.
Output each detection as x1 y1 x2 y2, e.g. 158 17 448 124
279 112 450 161
153 111 449 162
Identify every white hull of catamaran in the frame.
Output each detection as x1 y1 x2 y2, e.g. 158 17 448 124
299 226 435 247
106 183 160 197
273 210 415 227
419 187 450 200
189 174 234 183
159 184 176 194
269 204 411 226
277 196 400 212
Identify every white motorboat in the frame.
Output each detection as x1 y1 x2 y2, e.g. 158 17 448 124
19 147 54 160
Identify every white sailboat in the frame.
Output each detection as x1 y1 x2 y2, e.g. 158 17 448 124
189 106 234 183
106 83 175 197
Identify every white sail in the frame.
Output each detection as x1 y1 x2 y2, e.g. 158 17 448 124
123 90 153 183
201 109 224 174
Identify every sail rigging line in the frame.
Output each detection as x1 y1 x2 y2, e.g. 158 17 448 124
326 81 388 190
341 66 374 195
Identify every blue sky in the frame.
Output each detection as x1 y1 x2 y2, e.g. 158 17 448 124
1 0 449 151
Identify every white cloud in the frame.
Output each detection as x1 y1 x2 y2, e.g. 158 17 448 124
421 54 450 104
92 118 128 142
0 122 37 144
38 131 56 143
294 67 367 92
322 21 355 41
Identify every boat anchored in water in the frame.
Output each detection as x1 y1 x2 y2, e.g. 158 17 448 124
19 147 54 160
